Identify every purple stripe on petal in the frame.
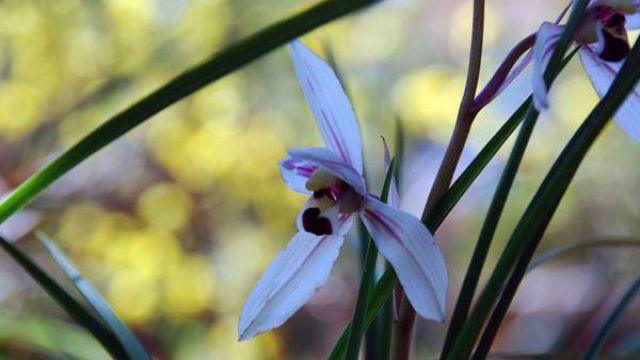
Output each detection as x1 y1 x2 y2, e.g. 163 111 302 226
288 147 366 194
280 156 318 195
359 197 448 322
362 209 403 242
290 41 364 174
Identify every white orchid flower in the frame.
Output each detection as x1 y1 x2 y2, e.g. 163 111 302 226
238 41 448 341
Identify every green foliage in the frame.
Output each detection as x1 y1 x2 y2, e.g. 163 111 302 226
36 232 151 360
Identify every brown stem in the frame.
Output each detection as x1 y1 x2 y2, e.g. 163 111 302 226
392 0 485 358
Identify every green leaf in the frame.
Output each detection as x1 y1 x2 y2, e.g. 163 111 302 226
0 0 382 226
425 96 531 231
473 239 640 359
328 93 532 359
449 30 640 360
441 102 538 357
344 159 396 360
0 311 111 359
528 239 640 272
584 275 640 359
0 236 127 359
442 47 580 358
36 231 151 360
329 270 397 360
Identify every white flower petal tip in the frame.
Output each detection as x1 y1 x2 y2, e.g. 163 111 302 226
238 232 345 341
359 196 448 321
532 22 565 111
289 40 364 174
579 46 640 143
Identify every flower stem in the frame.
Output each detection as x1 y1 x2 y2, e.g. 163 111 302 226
392 1 485 358
446 28 640 360
442 46 579 359
328 94 530 360
345 160 397 360
441 103 537 358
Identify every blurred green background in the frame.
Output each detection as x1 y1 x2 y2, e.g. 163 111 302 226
0 0 638 358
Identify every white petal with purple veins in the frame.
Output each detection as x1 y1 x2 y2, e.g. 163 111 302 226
532 22 565 110
359 196 448 322
280 155 317 195
238 232 345 340
580 45 640 142
290 40 364 174
288 147 366 194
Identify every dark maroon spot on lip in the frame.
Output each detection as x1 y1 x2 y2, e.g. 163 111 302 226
302 208 333 235
599 29 629 62
605 13 625 28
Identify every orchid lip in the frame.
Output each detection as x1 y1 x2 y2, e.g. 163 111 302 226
302 207 333 235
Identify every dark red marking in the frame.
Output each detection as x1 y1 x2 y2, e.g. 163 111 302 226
599 28 629 62
302 208 333 235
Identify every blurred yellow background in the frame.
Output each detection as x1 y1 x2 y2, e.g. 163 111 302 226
0 0 638 358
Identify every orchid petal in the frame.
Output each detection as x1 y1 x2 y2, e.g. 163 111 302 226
359 196 448 321
295 197 354 236
238 232 345 340
280 156 317 195
532 22 565 110
382 138 400 209
626 12 640 29
288 147 366 194
290 40 364 174
580 46 640 142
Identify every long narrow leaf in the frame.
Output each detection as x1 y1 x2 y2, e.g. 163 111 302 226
328 94 531 358
441 102 538 357
446 1 596 356
0 236 127 359
424 97 531 230
528 239 640 272
329 270 397 360
344 159 396 360
475 238 640 358
443 47 578 358
584 275 640 359
0 0 382 226
36 231 151 360
451 34 640 359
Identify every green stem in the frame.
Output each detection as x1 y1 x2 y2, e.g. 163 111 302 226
328 94 531 359
346 239 379 360
440 42 577 356
345 160 396 360
583 274 640 359
424 98 531 231
393 0 486 356
0 0 382 225
447 31 640 360
441 103 538 358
